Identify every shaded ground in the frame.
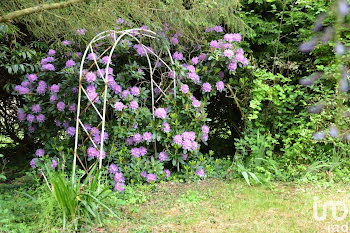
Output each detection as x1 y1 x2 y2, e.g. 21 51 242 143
107 180 350 233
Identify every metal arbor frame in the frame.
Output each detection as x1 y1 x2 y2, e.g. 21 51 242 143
72 29 176 183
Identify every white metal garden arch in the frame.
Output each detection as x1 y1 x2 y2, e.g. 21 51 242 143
72 28 176 183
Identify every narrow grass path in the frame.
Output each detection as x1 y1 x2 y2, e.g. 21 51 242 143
108 180 350 233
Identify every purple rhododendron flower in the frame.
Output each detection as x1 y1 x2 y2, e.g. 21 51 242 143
191 56 199 65
41 57 54 65
110 82 122 94
199 53 207 61
27 114 35 123
195 168 205 177
139 146 147 156
173 51 183 60
114 172 125 183
155 108 167 119
162 122 170 133
187 65 195 73
42 63 55 71
62 40 72 46
57 101 65 111
181 84 189 94
88 53 97 61
227 62 237 71
168 71 176 79
188 72 200 83
216 81 225 91
146 173 156 182
143 132 153 142
28 125 36 133
140 171 147 177
66 127 76 137
202 83 212 92
36 114 45 123
21 81 29 87
77 28 85 35
182 153 188 160
133 133 143 144
26 74 38 82
87 85 99 103
158 151 168 161
15 86 30 95
173 135 182 145
131 86 140 96
65 59 76 68
50 94 57 103
97 69 105 78
48 49 56 56
210 40 219 49
109 164 119 174
129 100 139 111
96 149 106 159
164 169 171 178
17 110 26 122
223 49 234 57
114 101 126 111
117 17 125 24
237 48 244 54
30 158 36 168
182 131 196 141
63 121 69 129
122 90 130 99
114 182 125 192
55 120 61 127
32 104 41 113
133 44 146 56
101 56 111 65
202 125 209 134
192 99 201 108
86 72 96 83
224 33 241 42
214 25 223 32
202 133 208 142
35 149 45 157
182 139 192 150
50 84 60 93
125 137 134 146
51 159 58 168
170 36 179 45
87 147 98 158
68 104 76 113
130 147 141 157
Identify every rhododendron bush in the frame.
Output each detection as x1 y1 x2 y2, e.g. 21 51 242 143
13 20 249 191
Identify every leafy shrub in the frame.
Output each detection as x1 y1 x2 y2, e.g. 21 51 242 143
13 21 249 190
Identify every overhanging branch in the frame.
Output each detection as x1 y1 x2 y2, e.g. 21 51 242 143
0 0 90 23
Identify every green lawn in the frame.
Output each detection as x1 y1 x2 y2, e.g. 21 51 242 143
107 180 350 233
2 179 350 232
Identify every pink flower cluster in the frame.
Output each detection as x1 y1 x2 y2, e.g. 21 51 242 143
172 131 198 151
130 146 147 157
87 147 106 159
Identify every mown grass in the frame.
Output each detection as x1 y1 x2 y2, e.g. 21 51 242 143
107 180 350 233
2 179 350 232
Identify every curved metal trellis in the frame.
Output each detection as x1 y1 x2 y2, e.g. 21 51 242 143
72 28 176 183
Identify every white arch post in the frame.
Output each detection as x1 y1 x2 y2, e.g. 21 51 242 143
72 29 176 185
